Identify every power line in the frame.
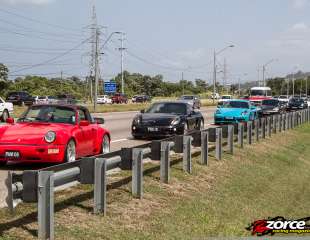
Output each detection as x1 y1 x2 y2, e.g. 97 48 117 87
0 18 83 39
10 37 91 74
0 7 81 33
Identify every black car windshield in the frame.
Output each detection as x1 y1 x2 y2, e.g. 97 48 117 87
222 101 249 109
290 98 303 103
19 105 76 124
146 103 187 115
181 96 194 100
262 100 278 106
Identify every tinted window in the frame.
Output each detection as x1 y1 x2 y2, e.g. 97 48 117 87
146 103 187 115
262 100 279 106
181 96 194 100
19 105 76 124
222 101 249 109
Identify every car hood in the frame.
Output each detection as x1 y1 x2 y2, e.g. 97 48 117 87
137 113 181 126
0 122 72 145
215 108 249 116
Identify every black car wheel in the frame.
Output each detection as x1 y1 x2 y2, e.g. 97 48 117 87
183 122 189 135
199 119 204 130
1 110 9 122
0 161 7 167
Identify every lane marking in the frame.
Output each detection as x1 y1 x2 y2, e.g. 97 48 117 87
111 138 128 143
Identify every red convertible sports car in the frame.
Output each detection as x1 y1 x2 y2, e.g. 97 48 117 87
0 104 110 165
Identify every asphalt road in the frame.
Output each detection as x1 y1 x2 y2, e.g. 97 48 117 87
94 106 216 151
0 106 216 207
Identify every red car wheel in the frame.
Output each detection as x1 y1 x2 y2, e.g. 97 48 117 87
101 135 110 154
65 139 76 162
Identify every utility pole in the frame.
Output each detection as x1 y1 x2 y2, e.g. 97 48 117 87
223 58 227 94
118 33 126 94
306 77 308 97
212 49 217 104
93 28 100 112
89 4 97 103
286 78 289 97
257 66 260 87
262 65 266 87
60 71 63 80
181 72 184 95
238 78 241 97
292 73 295 97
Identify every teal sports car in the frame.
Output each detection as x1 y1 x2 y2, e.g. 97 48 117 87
214 99 258 124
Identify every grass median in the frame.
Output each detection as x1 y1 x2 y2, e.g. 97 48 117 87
1 123 309 239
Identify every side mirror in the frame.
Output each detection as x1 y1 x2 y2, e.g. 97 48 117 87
6 118 14 124
79 120 90 127
94 117 105 124
140 109 145 113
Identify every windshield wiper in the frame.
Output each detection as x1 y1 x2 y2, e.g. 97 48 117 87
18 117 33 122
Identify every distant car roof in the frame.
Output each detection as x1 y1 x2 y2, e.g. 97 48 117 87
225 99 250 103
251 87 271 91
31 103 85 110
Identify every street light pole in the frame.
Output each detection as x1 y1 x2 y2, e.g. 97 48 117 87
212 45 234 104
262 59 277 87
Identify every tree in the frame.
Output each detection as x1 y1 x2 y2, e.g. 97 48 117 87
0 63 8 81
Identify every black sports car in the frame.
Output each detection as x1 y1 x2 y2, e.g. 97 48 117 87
261 99 286 115
131 101 204 139
287 97 308 110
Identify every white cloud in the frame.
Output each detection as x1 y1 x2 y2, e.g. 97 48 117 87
0 0 52 5
293 0 309 9
289 22 309 32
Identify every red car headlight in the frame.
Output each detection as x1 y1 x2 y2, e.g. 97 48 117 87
44 131 56 143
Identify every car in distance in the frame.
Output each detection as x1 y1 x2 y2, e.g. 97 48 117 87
278 95 290 104
287 97 308 110
218 95 232 106
179 95 201 109
111 93 128 104
214 99 258 124
6 91 34 106
131 101 204 139
97 95 112 104
0 104 110 165
57 94 76 104
210 93 220 100
131 95 138 103
261 99 286 115
135 95 151 103
36 96 49 104
0 97 13 122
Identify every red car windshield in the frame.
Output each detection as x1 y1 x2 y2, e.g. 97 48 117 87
19 105 76 124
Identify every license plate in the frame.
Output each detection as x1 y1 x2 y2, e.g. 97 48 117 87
148 127 159 132
5 151 20 159
225 117 234 120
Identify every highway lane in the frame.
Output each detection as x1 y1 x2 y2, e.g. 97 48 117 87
93 106 216 151
0 106 216 207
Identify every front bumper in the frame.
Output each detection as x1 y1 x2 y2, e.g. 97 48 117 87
132 125 183 138
0 144 66 163
214 116 247 124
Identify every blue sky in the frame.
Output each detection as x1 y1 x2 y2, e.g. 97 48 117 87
0 0 310 85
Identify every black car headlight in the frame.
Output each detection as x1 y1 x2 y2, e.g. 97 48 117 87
171 117 181 125
133 116 141 125
44 131 56 143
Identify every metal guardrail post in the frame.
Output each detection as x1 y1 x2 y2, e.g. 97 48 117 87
94 158 107 215
267 116 272 137
200 130 209 165
255 120 259 142
261 118 266 139
38 171 54 240
273 115 277 134
279 114 282 132
215 128 222 160
284 113 288 131
247 121 252 145
160 142 174 183
132 148 143 199
238 123 244 148
183 135 192 173
228 125 234 154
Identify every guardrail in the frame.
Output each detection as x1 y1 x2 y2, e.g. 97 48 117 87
4 108 310 240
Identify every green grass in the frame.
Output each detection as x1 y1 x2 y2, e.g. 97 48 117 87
2 123 309 239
